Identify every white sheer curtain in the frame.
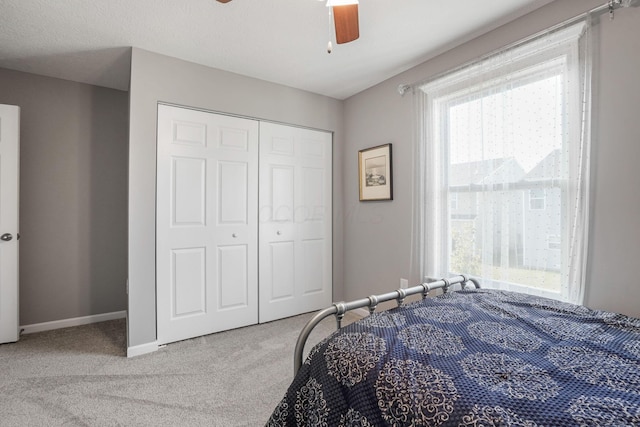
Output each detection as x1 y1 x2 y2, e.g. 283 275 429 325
413 19 592 304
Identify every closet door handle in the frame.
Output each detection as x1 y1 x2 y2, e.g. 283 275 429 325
1 233 12 242
232 233 238 238
276 231 282 236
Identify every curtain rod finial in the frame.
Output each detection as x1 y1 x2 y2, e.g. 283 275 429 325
398 84 410 96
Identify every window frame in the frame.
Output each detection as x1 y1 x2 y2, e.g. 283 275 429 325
417 21 590 304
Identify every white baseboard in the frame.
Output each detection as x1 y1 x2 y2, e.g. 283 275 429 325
127 341 159 358
21 310 127 335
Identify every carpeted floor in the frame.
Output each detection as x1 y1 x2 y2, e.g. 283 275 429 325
0 312 359 426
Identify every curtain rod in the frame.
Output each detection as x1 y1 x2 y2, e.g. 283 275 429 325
397 0 637 96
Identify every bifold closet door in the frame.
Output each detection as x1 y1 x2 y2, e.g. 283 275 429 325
156 105 258 345
259 122 332 323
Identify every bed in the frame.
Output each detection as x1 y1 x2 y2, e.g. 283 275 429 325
266 275 640 426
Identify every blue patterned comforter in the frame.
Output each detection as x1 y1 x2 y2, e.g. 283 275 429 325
267 289 640 426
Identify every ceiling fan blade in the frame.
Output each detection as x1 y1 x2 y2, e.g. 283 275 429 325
332 4 359 44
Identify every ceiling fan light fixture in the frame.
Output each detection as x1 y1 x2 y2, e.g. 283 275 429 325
326 0 359 7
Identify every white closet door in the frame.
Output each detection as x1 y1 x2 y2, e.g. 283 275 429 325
259 122 332 323
0 104 20 344
156 105 258 345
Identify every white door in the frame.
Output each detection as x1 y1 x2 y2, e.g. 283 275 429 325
0 104 20 344
259 122 332 323
156 105 259 344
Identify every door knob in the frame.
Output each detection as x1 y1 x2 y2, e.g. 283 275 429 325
1 233 12 242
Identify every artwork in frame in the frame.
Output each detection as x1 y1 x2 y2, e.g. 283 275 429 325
358 143 393 201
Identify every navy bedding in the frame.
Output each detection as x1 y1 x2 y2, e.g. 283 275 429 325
266 289 640 426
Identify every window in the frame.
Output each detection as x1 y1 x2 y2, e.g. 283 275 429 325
450 193 458 210
548 235 561 250
415 21 591 304
529 189 546 210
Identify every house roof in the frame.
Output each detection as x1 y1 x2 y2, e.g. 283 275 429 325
450 150 561 189
524 149 562 180
450 157 526 186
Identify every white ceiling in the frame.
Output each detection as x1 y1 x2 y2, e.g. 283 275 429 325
0 0 554 100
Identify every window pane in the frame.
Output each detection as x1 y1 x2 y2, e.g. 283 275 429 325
447 72 563 293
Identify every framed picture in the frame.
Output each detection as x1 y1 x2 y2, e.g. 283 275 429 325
358 143 393 201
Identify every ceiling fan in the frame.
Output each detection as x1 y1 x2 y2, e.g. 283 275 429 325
215 0 359 45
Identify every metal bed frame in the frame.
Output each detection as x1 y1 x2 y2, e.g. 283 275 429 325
294 274 481 374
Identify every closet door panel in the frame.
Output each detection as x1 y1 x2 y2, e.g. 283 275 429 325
218 161 248 224
269 241 296 300
302 239 325 294
218 245 249 309
157 105 258 345
270 165 295 223
301 167 325 220
172 157 206 226
171 248 206 317
259 122 332 323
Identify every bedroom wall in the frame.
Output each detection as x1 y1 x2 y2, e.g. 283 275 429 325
127 48 345 350
342 0 640 318
0 68 129 325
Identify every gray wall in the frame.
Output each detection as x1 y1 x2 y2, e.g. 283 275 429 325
342 0 640 318
128 48 345 348
0 68 129 325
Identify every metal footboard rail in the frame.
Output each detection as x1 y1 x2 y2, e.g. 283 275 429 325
293 274 480 374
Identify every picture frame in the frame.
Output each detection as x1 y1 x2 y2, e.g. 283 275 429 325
358 143 393 201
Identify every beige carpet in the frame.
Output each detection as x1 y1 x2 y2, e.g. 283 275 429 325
0 312 359 427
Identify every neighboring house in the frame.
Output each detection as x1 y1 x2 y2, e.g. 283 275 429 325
521 149 562 271
450 157 526 271
449 151 561 273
